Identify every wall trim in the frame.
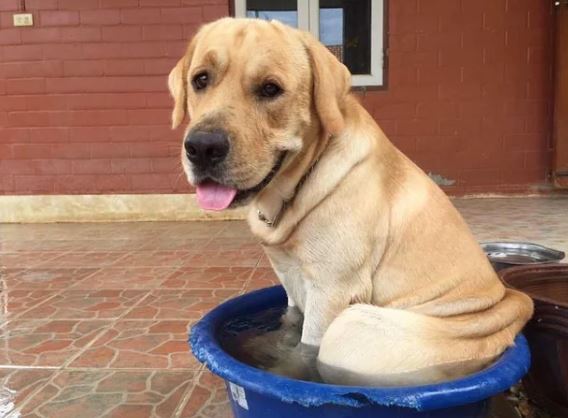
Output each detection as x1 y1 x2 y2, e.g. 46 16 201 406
1 190 565 223
0 194 247 223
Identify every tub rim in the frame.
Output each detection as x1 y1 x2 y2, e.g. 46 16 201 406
190 285 530 411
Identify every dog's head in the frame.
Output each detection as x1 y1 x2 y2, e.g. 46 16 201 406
168 17 350 210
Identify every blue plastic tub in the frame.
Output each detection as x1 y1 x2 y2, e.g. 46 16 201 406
190 286 530 418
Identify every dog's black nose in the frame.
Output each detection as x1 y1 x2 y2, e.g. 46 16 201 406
184 130 229 168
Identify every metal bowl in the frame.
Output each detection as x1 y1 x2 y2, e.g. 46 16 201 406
481 242 565 266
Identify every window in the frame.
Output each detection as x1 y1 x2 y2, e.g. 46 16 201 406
234 0 385 87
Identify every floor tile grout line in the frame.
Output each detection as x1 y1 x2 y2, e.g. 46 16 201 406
113 289 155 321
23 249 74 269
3 245 235 415
1 267 105 292
0 240 212 253
240 266 261 296
0 317 220 321
48 295 160 376
3 271 152 321
34 280 212 371
7 363 63 418
0 365 60 370
2 366 205 372
59 324 115 370
171 229 235 417
212 224 229 239
104 250 135 268
173 364 206 418
63 267 188 291
61 266 104 289
0 284 246 323
0 367 207 417
1 317 111 370
6 292 63 323
173 382 197 418
8 318 125 416
0 314 213 320
3 267 265 292
2 363 205 418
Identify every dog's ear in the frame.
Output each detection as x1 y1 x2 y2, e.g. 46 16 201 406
168 57 188 129
168 41 195 129
299 31 351 135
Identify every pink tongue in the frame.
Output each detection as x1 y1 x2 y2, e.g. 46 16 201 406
196 182 238 211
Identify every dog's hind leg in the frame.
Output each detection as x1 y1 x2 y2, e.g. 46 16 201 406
317 289 533 386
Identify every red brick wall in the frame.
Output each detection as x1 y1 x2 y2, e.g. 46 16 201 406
0 0 554 195
364 0 555 193
0 0 226 195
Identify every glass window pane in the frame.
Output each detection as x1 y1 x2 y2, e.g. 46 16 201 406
245 0 298 28
319 0 372 75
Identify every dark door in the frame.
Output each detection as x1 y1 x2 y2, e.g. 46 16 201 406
554 0 568 187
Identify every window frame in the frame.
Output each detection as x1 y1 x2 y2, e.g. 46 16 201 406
233 0 385 87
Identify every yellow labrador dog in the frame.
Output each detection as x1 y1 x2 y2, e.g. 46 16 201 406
169 17 533 386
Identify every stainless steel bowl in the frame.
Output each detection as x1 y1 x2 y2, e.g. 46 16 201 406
481 242 565 269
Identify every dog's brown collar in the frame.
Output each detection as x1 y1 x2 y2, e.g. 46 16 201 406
256 156 321 228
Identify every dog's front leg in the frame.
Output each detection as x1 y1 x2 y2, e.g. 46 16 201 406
270 283 348 381
282 296 303 328
280 303 303 347
269 340 321 382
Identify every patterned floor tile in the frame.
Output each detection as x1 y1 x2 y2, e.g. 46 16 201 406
0 252 68 269
1 268 98 290
0 290 59 321
36 252 129 269
142 221 227 240
0 369 54 418
0 239 150 253
0 240 81 253
0 319 110 367
0 223 158 242
69 320 199 370
0 198 567 418
136 238 212 251
215 221 254 238
56 239 152 252
17 289 148 320
245 268 280 292
69 267 177 290
123 289 242 320
179 371 231 418
161 267 253 289
0 224 95 241
160 221 228 239
184 249 263 268
257 254 272 268
204 238 262 251
15 370 199 418
112 251 193 268
454 197 568 255
83 224 151 240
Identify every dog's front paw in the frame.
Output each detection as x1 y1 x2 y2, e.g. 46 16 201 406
281 306 303 329
268 343 322 382
240 319 303 370
269 361 312 380
268 359 322 382
278 306 303 347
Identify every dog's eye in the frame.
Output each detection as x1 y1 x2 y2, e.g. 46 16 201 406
259 82 282 99
192 72 209 91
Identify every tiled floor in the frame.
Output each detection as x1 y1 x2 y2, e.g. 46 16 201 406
0 197 567 418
